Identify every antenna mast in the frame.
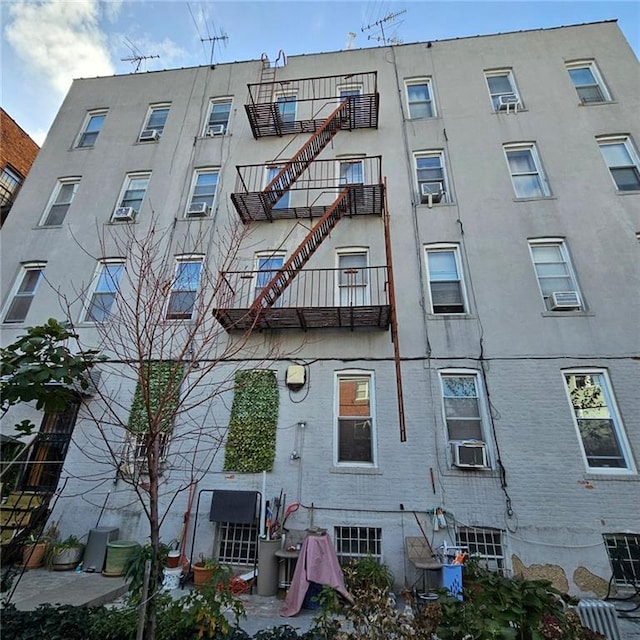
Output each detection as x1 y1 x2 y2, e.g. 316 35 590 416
121 38 159 72
201 33 229 66
362 9 407 45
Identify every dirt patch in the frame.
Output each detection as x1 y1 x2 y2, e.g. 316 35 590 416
573 566 609 597
511 555 569 593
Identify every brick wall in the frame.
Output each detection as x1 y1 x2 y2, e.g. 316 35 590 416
1 108 39 177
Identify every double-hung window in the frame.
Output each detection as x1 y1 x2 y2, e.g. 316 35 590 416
275 94 296 124
84 259 124 322
166 256 204 320
41 178 80 226
2 262 45 323
113 173 150 220
485 70 521 111
563 370 634 472
339 159 364 185
566 61 611 104
337 249 369 306
186 169 218 216
504 143 550 198
425 245 467 314
406 79 435 118
597 136 640 192
415 151 449 203
77 110 107 148
204 98 232 136
140 104 170 141
0 165 23 208
336 371 375 465
265 166 290 209
254 252 285 304
529 240 582 311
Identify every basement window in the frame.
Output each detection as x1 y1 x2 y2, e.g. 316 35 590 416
335 526 382 564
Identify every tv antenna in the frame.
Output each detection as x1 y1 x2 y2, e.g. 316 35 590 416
345 32 357 50
121 37 160 72
201 32 229 66
361 9 406 45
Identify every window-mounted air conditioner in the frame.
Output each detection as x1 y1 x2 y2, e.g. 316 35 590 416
550 291 581 310
139 129 160 141
187 202 209 216
452 441 489 469
420 182 444 205
112 206 136 221
497 94 521 111
206 124 226 136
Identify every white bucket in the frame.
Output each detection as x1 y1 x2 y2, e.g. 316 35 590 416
162 566 182 591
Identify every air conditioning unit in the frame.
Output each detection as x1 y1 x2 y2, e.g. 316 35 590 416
187 202 209 216
420 182 444 205
452 441 489 469
550 291 581 310
139 129 160 141
206 124 226 136
497 94 521 111
112 206 136 221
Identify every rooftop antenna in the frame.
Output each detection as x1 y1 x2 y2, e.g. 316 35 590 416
345 32 357 50
362 9 407 46
120 37 160 72
201 30 229 66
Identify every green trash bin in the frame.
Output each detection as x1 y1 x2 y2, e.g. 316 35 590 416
103 540 140 577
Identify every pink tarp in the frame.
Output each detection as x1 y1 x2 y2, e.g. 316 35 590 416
280 532 352 617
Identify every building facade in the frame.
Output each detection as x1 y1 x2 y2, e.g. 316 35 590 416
1 21 638 595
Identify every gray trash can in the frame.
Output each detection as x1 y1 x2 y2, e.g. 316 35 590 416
257 538 280 596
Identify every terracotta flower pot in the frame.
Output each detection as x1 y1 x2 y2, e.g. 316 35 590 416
22 542 47 569
193 562 214 588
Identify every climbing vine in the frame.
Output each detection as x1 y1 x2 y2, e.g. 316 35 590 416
224 369 279 473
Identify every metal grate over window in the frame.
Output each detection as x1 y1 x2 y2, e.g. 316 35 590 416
456 527 505 573
217 522 257 565
604 533 640 588
335 526 382 564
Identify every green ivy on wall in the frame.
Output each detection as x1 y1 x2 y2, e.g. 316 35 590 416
224 369 279 473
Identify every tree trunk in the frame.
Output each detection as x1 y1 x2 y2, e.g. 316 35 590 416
143 431 161 640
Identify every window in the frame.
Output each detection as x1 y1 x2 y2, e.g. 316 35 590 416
338 84 362 100
187 169 218 216
3 262 45 323
440 372 487 442
129 431 169 464
456 528 505 573
529 240 582 311
204 98 232 135
41 178 80 226
335 527 382 564
503 143 550 198
597 136 640 191
140 104 170 140
603 534 640 588
0 165 23 207
166 256 203 320
114 173 150 218
265 166 290 209
563 370 634 471
218 522 257 565
415 151 449 203
425 246 466 314
255 252 285 303
566 61 610 104
275 94 296 124
406 79 435 118
339 159 364 185
84 259 124 322
337 249 369 306
336 371 375 464
77 110 107 148
485 70 521 111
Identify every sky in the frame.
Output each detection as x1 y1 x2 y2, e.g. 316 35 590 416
1 0 639 145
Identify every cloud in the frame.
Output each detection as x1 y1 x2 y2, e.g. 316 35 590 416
5 0 115 96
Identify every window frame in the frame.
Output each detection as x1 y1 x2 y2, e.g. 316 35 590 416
528 239 583 311
414 150 450 204
204 97 233 136
274 92 297 125
597 136 640 192
484 69 522 111
566 60 611 104
165 255 204 321
186 168 219 217
334 369 376 467
40 177 80 227
83 258 125 323
264 166 291 209
113 172 151 219
0 164 24 207
562 369 635 474
405 78 436 119
139 103 171 141
456 527 505 574
336 247 370 307
334 526 382 565
2 262 46 324
76 109 107 148
503 143 551 198
603 533 640 588
424 244 468 315
254 251 285 304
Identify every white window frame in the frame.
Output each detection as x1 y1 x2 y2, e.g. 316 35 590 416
528 239 582 311
503 143 551 198
139 103 170 140
76 109 107 148
424 244 468 315
165 255 204 321
597 136 640 192
264 166 290 209
456 527 505 574
2 262 46 324
83 259 125 323
338 84 363 100
254 251 285 304
338 158 365 186
186 168 219 217
334 369 376 467
274 92 297 124
562 369 635 474
484 69 522 111
113 172 150 219
566 60 611 104
336 248 370 307
334 526 382 565
40 178 80 227
204 97 232 136
414 150 450 204
405 78 436 119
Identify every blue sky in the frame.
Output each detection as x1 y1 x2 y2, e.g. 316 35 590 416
2 0 639 145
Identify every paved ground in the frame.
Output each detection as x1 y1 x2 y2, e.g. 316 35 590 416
4 567 640 639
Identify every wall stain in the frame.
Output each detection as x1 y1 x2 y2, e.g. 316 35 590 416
573 566 609 597
512 555 569 593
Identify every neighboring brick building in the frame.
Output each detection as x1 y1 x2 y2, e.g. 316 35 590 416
0 108 39 226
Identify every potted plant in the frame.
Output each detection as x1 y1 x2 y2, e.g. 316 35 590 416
22 522 59 569
192 555 217 588
46 534 84 571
